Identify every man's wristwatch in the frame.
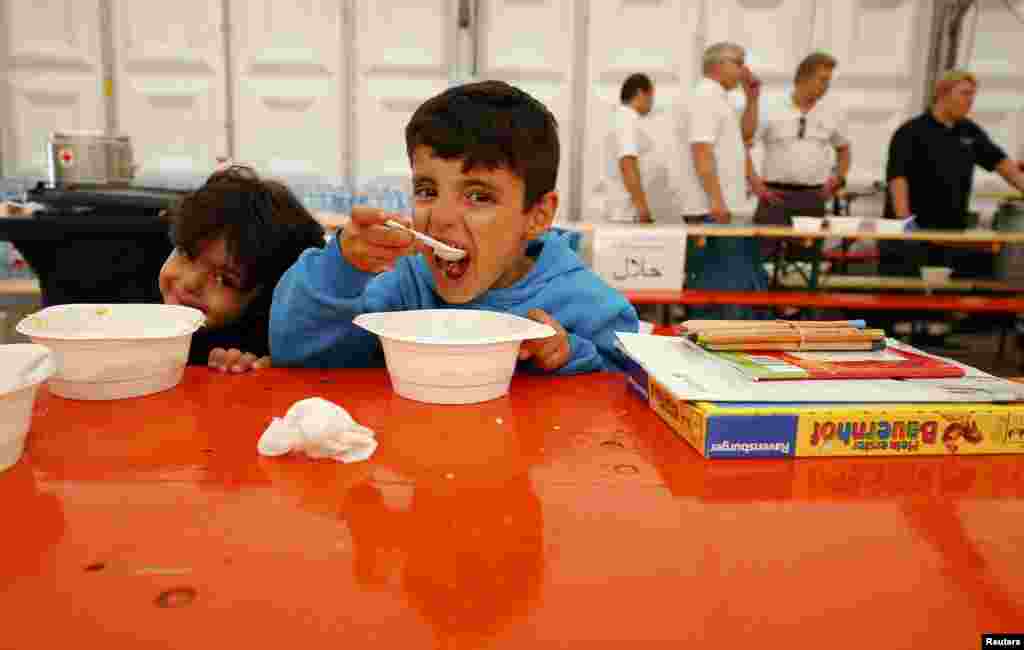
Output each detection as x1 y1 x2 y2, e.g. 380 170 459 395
835 176 847 189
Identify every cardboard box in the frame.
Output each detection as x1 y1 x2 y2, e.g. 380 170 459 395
625 359 1024 459
616 332 1024 404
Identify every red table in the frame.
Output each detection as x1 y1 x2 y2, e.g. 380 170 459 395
2 368 1023 648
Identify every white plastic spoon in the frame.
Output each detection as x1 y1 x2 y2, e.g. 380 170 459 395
384 220 466 261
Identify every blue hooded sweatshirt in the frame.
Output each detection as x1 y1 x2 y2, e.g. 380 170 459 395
270 230 639 373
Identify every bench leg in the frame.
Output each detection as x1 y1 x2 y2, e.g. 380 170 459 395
808 239 824 290
996 315 1021 367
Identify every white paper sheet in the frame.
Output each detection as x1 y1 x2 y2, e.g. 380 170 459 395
592 225 686 291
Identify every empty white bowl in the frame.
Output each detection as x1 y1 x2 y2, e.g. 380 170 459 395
0 344 56 472
871 218 909 234
791 216 823 232
16 304 205 400
354 309 556 404
920 266 953 285
826 216 864 233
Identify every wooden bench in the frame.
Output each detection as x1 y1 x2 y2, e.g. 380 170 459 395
774 272 1021 292
823 248 879 262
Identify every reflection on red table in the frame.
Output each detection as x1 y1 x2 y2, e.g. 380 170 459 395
1 368 1022 649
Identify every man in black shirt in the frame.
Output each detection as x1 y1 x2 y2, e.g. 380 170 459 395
884 71 1024 230
880 70 1024 345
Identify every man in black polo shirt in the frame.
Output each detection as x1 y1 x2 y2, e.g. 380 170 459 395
880 69 1024 345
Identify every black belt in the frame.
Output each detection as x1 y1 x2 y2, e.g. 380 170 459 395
766 182 824 191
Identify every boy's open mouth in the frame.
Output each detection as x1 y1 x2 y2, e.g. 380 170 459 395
432 238 471 280
436 252 471 280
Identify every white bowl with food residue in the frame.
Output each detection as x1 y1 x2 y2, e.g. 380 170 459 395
826 216 864 234
354 309 556 405
16 304 205 400
871 217 911 234
0 344 56 472
791 216 823 232
920 266 953 286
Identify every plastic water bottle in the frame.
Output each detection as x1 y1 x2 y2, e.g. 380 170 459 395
366 183 387 211
380 187 397 212
331 188 352 216
295 184 310 210
301 184 317 211
317 184 331 211
396 189 412 218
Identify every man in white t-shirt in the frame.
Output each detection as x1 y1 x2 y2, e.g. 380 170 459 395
593 73 656 223
676 42 761 224
752 52 850 240
675 42 770 320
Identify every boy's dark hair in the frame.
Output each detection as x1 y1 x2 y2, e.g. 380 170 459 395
166 166 325 291
405 80 559 211
620 73 653 104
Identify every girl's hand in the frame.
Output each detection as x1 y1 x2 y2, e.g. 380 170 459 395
209 348 271 373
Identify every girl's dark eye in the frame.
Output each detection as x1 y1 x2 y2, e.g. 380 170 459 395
466 191 494 205
414 187 436 200
215 273 241 289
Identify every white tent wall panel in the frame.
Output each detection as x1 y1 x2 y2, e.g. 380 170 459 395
0 0 104 177
110 0 228 181
960 0 1024 194
1 0 1017 220
230 0 348 181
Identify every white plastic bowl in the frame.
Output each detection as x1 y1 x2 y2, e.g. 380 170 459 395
920 266 953 285
791 216 823 232
16 304 205 400
827 216 864 233
871 218 908 234
1 344 56 472
354 309 556 405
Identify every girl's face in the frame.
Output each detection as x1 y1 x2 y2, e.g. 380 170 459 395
159 236 261 329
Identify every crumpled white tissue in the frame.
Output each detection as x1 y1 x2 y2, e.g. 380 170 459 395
257 397 377 463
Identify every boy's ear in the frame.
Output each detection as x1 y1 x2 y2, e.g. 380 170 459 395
524 191 558 240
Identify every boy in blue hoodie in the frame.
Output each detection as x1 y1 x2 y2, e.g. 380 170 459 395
270 80 638 373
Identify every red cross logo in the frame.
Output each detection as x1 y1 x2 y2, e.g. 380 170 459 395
59 148 74 167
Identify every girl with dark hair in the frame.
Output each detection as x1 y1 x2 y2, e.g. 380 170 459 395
160 166 325 372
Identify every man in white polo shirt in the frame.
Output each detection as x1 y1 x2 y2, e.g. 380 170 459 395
675 42 767 319
592 73 657 223
752 52 850 257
